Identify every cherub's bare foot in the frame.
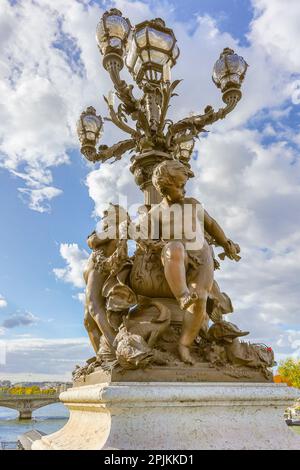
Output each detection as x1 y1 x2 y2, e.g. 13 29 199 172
178 344 195 365
177 291 199 311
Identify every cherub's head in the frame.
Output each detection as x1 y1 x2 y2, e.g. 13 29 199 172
152 160 194 203
102 203 130 231
86 204 130 250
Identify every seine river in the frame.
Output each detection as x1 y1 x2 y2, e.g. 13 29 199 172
0 403 68 447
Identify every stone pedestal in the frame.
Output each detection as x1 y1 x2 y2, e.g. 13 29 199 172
32 382 300 450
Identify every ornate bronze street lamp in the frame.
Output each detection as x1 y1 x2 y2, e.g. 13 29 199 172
77 8 248 203
31 9 296 453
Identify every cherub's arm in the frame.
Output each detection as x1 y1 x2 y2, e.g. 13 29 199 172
204 211 227 247
204 210 240 261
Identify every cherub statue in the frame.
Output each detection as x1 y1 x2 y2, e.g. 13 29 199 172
83 204 131 354
140 159 241 364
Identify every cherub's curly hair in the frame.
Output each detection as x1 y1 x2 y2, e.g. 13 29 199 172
152 160 194 196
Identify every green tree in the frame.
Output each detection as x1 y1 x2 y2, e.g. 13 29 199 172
278 358 300 388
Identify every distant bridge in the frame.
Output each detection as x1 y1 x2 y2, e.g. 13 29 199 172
0 393 60 419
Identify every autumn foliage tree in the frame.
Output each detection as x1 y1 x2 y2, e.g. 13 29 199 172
0 386 57 395
278 358 300 388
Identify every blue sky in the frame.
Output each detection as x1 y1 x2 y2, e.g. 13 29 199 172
0 0 300 381
0 154 91 337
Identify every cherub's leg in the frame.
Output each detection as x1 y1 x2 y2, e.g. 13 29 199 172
178 293 208 364
161 241 189 299
179 251 214 364
86 270 116 347
84 305 101 354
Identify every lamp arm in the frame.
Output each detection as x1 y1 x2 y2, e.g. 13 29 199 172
91 139 136 163
105 57 138 116
104 97 141 138
113 77 153 138
166 93 240 148
173 131 196 145
105 63 153 137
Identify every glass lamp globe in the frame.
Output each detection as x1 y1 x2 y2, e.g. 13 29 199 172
173 138 195 166
96 9 131 57
212 47 248 93
126 18 179 84
77 107 103 161
179 139 194 161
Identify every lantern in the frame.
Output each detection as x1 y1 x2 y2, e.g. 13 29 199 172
212 47 248 95
76 107 103 161
126 18 179 84
174 137 195 166
96 9 131 58
178 139 194 162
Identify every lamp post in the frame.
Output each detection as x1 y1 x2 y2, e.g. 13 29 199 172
77 8 248 204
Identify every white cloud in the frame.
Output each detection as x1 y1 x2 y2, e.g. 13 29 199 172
0 336 92 381
18 186 63 213
250 0 300 73
1 311 39 329
53 243 89 288
73 292 86 304
0 340 6 365
86 160 142 218
0 0 108 212
0 295 7 309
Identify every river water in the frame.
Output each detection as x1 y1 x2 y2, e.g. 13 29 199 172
0 403 68 447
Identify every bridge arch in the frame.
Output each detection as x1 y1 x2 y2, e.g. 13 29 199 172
32 401 69 419
0 395 60 420
0 405 18 419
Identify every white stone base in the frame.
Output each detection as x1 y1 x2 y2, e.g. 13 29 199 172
32 382 300 450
